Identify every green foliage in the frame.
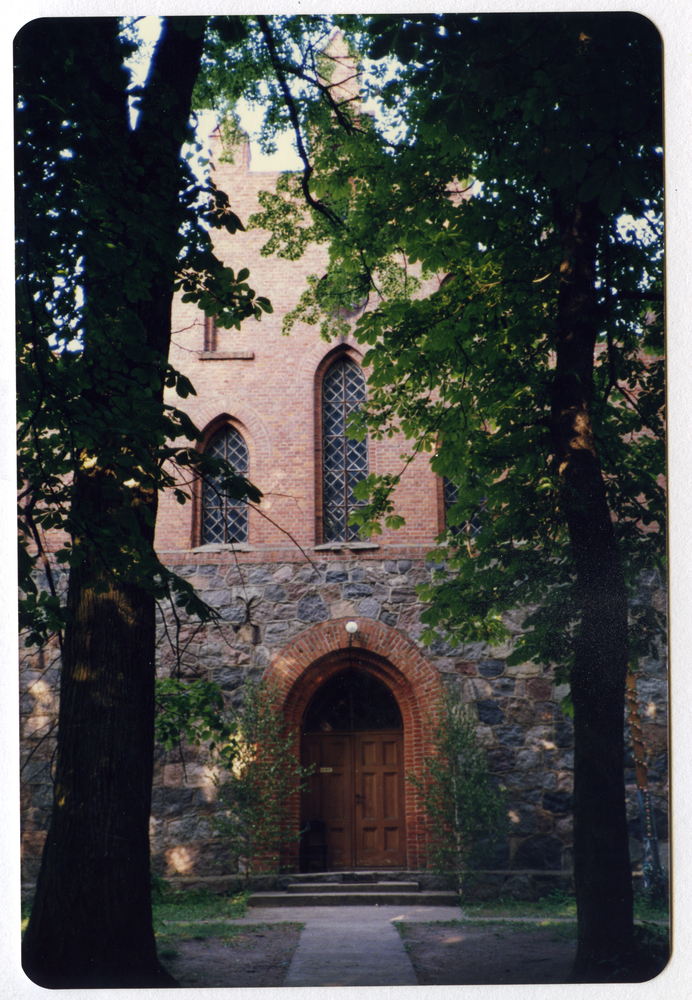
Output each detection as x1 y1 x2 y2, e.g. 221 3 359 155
214 679 313 885
155 678 236 756
16 16 266 646
197 15 339 164
409 687 507 891
225 13 665 685
358 15 664 679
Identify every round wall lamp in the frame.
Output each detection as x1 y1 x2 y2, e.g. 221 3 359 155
345 621 359 634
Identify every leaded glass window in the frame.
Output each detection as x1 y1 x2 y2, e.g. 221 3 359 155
443 477 483 539
322 357 368 542
202 426 249 544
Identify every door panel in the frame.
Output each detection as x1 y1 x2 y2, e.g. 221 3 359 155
383 770 397 816
361 739 377 767
362 771 377 816
301 735 352 869
354 732 406 867
383 739 398 766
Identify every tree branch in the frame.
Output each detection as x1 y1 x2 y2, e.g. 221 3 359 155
257 15 345 231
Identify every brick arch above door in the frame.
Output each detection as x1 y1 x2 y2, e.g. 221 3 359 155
265 618 442 718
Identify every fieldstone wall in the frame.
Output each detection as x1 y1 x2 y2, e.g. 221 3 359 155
19 552 669 898
19 566 66 896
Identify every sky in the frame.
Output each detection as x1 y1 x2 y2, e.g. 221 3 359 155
126 15 400 174
127 16 304 173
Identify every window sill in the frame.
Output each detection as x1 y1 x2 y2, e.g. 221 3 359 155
191 543 256 553
199 350 255 361
313 541 380 552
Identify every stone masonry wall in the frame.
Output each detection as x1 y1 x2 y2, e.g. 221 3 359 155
20 550 668 898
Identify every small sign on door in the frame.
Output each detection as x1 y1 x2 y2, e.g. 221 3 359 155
319 767 333 773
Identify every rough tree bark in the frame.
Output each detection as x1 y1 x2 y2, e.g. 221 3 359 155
20 17 206 988
552 198 634 979
22 527 168 988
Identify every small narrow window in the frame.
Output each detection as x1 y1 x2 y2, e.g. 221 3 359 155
202 426 249 544
204 315 217 352
322 357 368 542
443 477 483 538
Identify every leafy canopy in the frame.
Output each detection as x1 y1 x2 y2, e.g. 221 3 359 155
226 13 664 683
16 17 271 645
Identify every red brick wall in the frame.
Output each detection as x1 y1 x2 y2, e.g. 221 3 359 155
156 133 444 556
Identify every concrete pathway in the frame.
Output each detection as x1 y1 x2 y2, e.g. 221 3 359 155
232 903 464 987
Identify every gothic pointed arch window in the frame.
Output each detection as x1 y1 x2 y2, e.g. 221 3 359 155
443 477 484 539
321 356 368 542
201 425 249 544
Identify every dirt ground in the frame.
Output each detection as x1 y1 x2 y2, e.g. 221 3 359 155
160 920 577 987
401 921 577 985
160 924 303 988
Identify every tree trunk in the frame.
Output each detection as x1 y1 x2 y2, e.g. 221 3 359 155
21 493 171 987
551 199 634 980
20 17 206 987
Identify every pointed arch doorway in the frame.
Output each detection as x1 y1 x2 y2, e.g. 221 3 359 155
300 667 406 871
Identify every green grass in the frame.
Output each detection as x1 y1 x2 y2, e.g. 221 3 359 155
155 919 302 948
155 920 304 967
21 900 32 937
152 888 251 927
393 914 670 983
21 888 255 944
158 920 249 943
634 894 670 923
151 889 304 964
459 889 668 924
461 889 577 920
396 889 670 965
542 921 579 943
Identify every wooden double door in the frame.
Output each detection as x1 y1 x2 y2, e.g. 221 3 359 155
301 731 406 869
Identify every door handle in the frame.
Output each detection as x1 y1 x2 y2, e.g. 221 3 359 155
355 793 365 804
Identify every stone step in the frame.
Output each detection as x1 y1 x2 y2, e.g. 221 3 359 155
248 890 459 907
278 870 409 886
287 880 419 894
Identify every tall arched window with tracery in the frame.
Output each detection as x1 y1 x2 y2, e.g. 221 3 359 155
443 476 484 539
201 425 249 544
322 357 368 542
